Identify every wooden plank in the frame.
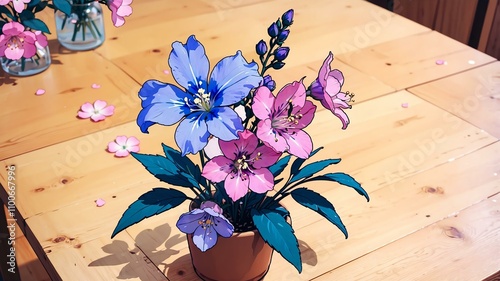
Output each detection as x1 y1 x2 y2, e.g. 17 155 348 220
393 0 439 29
478 0 498 52
409 61 500 139
314 193 500 281
337 31 496 90
485 0 500 59
434 0 478 44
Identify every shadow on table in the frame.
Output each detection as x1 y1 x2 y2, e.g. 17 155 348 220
89 223 183 280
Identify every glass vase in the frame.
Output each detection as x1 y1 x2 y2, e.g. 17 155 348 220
54 0 105 51
1 45 51 76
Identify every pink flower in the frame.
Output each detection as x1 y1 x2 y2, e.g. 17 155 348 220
252 81 316 159
77 100 115 122
310 52 352 129
108 0 132 27
0 0 30 13
0 22 37 60
33 31 48 49
107 136 140 157
202 130 281 202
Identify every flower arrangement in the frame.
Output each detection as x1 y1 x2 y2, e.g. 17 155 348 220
111 9 369 273
0 0 132 62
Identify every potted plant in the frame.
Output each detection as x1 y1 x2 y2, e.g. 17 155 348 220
111 9 369 281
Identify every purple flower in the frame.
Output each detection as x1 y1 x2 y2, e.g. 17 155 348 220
277 30 289 42
176 201 234 252
256 39 267 56
274 47 289 61
261 75 276 91
202 130 281 202
137 35 262 156
267 22 279 37
310 52 352 129
282 9 294 26
252 81 316 159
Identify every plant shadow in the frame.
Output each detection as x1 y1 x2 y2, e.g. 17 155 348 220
89 223 184 280
298 239 318 266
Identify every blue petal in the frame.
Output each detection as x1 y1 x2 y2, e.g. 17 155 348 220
209 51 262 107
168 35 209 93
206 107 243 141
193 223 218 252
175 113 210 155
176 209 206 234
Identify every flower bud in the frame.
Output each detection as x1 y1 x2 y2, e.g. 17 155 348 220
267 22 279 38
277 29 290 42
274 47 290 61
262 75 276 91
282 9 294 26
255 40 267 55
271 61 285 70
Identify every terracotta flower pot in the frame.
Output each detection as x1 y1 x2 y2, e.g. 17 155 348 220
187 228 274 281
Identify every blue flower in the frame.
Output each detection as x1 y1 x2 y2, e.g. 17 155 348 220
137 35 262 155
176 201 234 252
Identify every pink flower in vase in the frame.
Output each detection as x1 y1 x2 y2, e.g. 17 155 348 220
77 100 115 122
0 22 37 60
107 136 140 157
108 0 133 27
0 0 30 13
252 80 316 159
202 130 281 201
33 31 48 49
310 52 352 129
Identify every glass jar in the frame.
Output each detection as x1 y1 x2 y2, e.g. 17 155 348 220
1 45 51 76
54 1 105 51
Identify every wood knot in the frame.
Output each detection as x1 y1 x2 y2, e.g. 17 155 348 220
53 236 67 243
61 178 69 184
45 249 52 253
444 227 463 239
422 186 444 194
74 244 82 249
152 49 161 53
110 36 118 40
34 187 45 193
178 270 185 276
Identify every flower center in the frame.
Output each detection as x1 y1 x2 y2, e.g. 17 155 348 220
184 88 212 112
7 37 23 50
198 217 214 229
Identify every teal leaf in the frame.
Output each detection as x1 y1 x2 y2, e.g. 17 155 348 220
0 7 13 20
53 0 72 16
111 188 187 238
34 1 49 13
291 188 348 238
290 158 341 184
269 155 291 177
19 10 35 20
315 173 369 201
290 147 323 175
131 152 197 188
22 18 50 34
162 143 204 188
251 208 302 272
28 0 41 8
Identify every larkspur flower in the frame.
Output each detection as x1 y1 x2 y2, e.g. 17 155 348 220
176 201 234 252
202 130 281 201
0 22 37 60
108 0 133 27
0 0 30 13
252 81 316 159
137 35 262 156
107 136 140 157
310 52 352 129
77 100 115 122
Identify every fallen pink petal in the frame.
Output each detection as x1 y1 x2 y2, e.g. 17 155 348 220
77 100 115 122
95 198 106 207
107 136 140 157
163 70 169 75
435 59 446 65
401 103 409 108
91 83 101 89
35 89 46 95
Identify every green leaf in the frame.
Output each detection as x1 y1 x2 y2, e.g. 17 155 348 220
131 152 198 188
269 155 291 177
53 0 72 16
315 173 369 201
0 6 14 20
161 143 204 187
28 0 41 8
34 1 49 13
290 158 341 184
290 147 323 176
251 208 302 273
291 187 348 238
111 188 187 238
22 18 50 34
19 10 35 21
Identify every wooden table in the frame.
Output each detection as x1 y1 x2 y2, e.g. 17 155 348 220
1 0 499 280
